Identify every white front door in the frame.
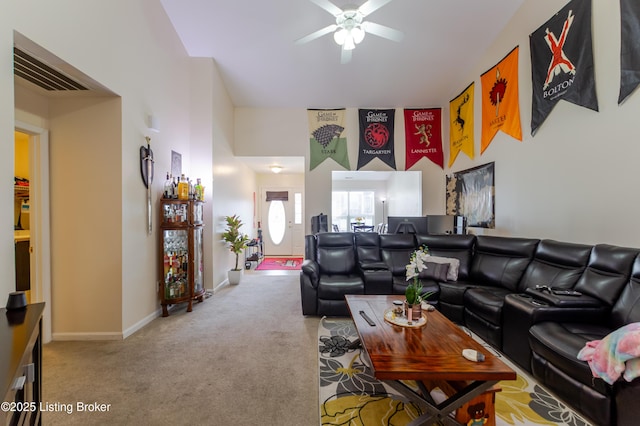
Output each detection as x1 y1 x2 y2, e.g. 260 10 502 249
262 187 303 256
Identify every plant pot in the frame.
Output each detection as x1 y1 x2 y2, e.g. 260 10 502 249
228 269 243 285
404 302 422 322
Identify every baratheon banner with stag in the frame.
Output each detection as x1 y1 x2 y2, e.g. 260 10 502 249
404 108 443 169
357 109 396 170
530 0 598 135
308 109 351 171
619 0 640 104
449 83 474 168
480 46 522 154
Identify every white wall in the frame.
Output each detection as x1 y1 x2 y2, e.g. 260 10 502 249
446 0 639 246
234 1 640 247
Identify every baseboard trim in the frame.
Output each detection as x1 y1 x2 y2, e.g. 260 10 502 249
52 332 123 341
123 308 161 339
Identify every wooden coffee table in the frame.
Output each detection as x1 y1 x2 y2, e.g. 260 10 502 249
345 295 516 426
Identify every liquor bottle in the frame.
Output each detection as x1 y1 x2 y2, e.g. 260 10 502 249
178 174 189 200
188 177 193 200
195 178 203 201
171 177 177 199
163 172 172 199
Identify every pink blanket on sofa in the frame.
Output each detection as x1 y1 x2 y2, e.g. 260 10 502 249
577 322 640 385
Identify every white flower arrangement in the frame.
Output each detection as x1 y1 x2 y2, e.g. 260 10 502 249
405 245 431 305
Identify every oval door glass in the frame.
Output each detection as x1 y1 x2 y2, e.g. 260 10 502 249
268 201 286 245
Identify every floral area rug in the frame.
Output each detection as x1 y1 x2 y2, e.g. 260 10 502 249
318 318 592 426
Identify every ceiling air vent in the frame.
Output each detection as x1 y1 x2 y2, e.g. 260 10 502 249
14 47 89 92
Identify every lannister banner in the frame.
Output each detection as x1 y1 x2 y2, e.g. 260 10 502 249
308 109 350 171
404 108 443 169
530 0 598 135
357 109 396 170
449 83 474 168
619 0 640 104
480 47 522 154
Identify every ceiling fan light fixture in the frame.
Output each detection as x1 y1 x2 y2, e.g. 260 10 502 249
333 28 347 45
352 26 365 44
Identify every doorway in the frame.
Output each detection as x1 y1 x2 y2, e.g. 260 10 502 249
14 123 52 343
261 187 303 256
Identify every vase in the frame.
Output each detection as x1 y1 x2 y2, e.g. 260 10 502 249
404 302 422 322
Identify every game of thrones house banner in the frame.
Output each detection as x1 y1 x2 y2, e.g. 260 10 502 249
619 0 640 104
530 0 598 135
480 47 522 154
308 109 351 170
357 109 396 170
404 108 444 169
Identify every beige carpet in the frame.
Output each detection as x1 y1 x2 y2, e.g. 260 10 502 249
42 271 320 425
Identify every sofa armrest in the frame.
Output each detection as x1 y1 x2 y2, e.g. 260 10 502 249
301 259 320 288
524 287 605 308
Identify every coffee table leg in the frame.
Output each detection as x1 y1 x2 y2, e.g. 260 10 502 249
384 379 499 426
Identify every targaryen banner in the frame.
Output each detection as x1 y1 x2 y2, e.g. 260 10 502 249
530 0 598 135
480 47 522 154
404 108 443 169
357 109 396 170
449 83 474 168
308 109 350 171
619 0 640 104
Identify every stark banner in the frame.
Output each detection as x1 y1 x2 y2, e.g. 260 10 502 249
449 83 474 168
308 109 350 171
480 46 522 154
529 0 598 135
357 109 396 170
404 108 443 169
619 0 640 104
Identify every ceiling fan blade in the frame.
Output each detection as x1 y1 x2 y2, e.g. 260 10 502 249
308 0 343 16
340 47 352 64
295 24 337 44
358 0 394 17
362 21 404 42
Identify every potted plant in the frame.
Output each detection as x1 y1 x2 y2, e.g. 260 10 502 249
404 245 432 321
222 214 250 285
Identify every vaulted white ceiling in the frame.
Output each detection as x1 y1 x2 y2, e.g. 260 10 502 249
160 0 524 109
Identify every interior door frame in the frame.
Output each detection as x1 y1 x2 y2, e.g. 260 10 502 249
16 120 52 343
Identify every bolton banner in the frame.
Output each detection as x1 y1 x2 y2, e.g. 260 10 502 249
404 108 443 169
619 0 640 104
530 0 598 135
357 109 396 170
308 109 350 171
480 46 522 154
449 83 474 168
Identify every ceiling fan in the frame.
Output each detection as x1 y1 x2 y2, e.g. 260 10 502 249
295 0 404 64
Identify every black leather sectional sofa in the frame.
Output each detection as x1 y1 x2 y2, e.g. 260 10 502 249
300 232 640 426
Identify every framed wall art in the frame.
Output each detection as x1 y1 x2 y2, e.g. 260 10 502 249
446 162 495 228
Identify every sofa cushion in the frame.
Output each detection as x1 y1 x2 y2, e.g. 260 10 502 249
518 239 592 292
464 286 512 325
419 262 449 282
611 255 640 328
416 234 476 280
317 275 364 300
529 321 612 395
574 244 639 306
425 256 459 281
470 236 539 291
380 234 417 276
